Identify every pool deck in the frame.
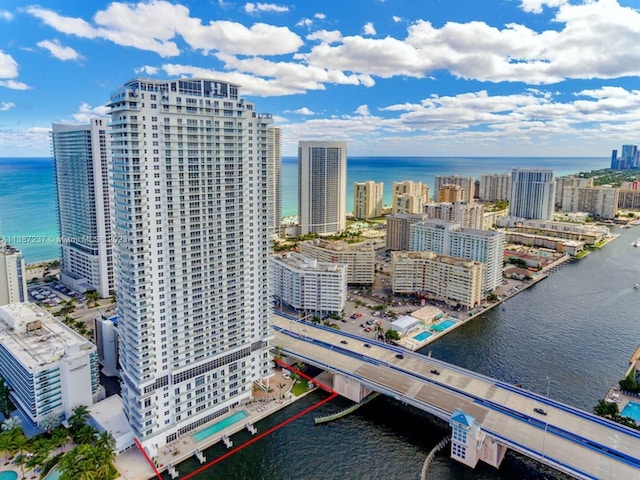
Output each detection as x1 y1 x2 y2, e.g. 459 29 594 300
114 369 308 480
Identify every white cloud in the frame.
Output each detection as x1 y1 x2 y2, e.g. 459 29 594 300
296 18 312 27
355 105 370 116
135 65 159 75
520 0 568 14
315 13 326 20
363 22 376 36
27 2 302 57
72 102 109 122
37 39 83 61
0 51 28 90
0 126 51 156
0 10 13 21
245 3 289 14
392 16 402 23
290 107 315 115
0 102 15 111
306 30 342 44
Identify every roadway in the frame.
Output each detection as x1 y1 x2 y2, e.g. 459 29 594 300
273 314 640 480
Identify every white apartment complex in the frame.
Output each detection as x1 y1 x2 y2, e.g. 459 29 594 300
423 202 485 230
560 185 619 219
51 120 113 298
509 169 556 220
391 251 483 308
555 176 593 207
353 181 383 219
479 173 510 202
0 303 99 426
434 175 474 203
271 252 347 314
298 141 347 235
386 213 430 251
409 220 505 293
108 78 273 451
392 181 430 214
299 238 375 285
0 241 27 306
267 127 282 237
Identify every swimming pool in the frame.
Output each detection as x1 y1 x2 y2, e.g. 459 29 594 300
0 472 18 480
621 401 640 423
192 410 249 443
431 319 457 332
412 331 432 342
43 467 61 480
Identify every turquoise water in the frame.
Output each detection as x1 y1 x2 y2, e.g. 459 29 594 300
412 331 432 341
620 401 640 423
431 319 457 332
192 410 249 443
42 467 60 480
0 472 18 480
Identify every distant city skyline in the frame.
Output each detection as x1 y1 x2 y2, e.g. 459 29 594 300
2 0 640 157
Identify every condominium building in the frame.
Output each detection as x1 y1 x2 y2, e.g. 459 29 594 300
267 127 282 237
434 175 474 203
391 251 483 308
0 303 99 426
298 141 347 235
560 185 619 219
386 213 430 251
437 184 464 203
353 181 383 219
496 217 609 245
423 202 485 230
509 169 556 220
299 238 375 285
479 173 510 202
409 220 505 293
392 181 430 214
555 176 593 208
270 252 347 315
51 120 113 298
108 78 273 451
618 189 640 209
611 145 638 169
0 241 27 306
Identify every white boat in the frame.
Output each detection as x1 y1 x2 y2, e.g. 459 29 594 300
632 239 640 247
635 284 639 290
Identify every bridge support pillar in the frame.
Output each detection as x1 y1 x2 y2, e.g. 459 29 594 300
449 409 506 470
333 374 372 402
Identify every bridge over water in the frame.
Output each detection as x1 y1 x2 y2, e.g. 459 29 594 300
273 314 640 480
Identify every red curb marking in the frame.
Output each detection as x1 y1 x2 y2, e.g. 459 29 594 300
134 436 163 480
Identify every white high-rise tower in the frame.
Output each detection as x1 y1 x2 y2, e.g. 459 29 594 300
51 120 113 298
298 141 347 235
509 169 556 220
108 78 273 451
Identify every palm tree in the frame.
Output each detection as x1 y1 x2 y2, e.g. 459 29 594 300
277 382 286 399
50 427 69 455
58 444 97 480
0 431 12 464
0 377 13 417
73 424 97 445
40 412 60 434
26 436 53 475
68 405 90 435
85 291 99 308
1 416 21 432
93 431 117 479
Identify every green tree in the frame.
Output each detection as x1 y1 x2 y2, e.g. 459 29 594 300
1 416 21 432
40 412 61 434
593 399 619 418
85 291 100 308
50 427 69 455
0 376 14 417
68 405 90 436
73 424 97 445
384 329 401 342
0 430 13 463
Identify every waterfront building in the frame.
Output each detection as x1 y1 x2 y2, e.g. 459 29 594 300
555 176 593 208
51 120 113 298
560 185 619 219
423 202 485 230
299 238 375 285
108 78 273 452
410 220 505 293
386 213 430 251
496 217 608 245
267 127 282 237
0 303 99 426
618 188 640 209
270 252 347 315
434 175 474 203
391 251 483 308
392 181 430 214
437 184 464 203
509 169 556 220
298 141 347 235
479 173 510 202
620 181 640 190
503 231 584 256
0 241 27 306
353 181 383 219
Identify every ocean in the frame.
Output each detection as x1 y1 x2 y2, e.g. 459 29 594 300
0 156 608 264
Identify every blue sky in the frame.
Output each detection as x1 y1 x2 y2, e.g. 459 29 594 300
1 0 640 157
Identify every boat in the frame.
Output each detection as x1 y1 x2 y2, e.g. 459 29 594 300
632 239 640 247
635 284 639 290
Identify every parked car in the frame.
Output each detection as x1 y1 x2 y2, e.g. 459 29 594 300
533 407 547 416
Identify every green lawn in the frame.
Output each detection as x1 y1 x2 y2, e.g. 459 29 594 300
291 380 311 396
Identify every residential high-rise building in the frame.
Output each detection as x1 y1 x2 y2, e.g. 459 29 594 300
409 220 505 293
423 202 485 230
610 145 638 169
509 169 556 220
299 238 376 285
298 141 347 235
51 120 113 298
386 213 430 251
392 181 429 214
438 184 464 203
108 78 273 452
561 185 619 219
267 126 282 237
353 181 383 219
555 176 593 208
479 174 510 202
0 241 27 306
270 252 347 315
434 175 474 203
